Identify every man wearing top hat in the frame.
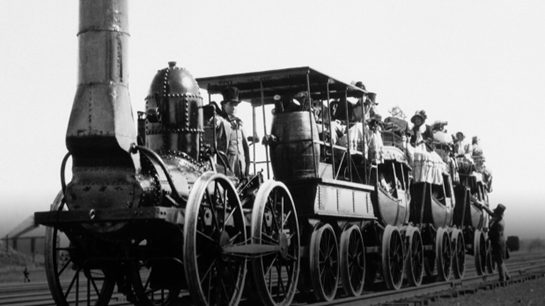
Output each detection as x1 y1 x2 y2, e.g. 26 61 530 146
215 86 250 180
489 203 510 282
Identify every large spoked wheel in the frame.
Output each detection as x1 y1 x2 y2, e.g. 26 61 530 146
340 225 366 296
405 227 423 287
45 191 116 306
485 235 496 274
184 172 247 306
451 229 466 279
129 254 181 305
251 181 300 306
382 225 404 290
435 228 452 281
474 230 486 275
309 223 339 301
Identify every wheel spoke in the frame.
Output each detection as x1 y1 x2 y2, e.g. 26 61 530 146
261 232 279 244
63 267 81 299
205 189 221 231
57 257 73 275
224 205 238 227
89 271 102 297
197 230 217 244
269 197 281 232
282 210 292 228
200 260 217 284
266 257 278 276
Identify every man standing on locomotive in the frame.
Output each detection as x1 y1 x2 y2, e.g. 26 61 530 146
489 203 510 282
215 86 250 180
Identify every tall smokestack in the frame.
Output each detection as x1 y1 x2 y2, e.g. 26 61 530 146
65 0 142 220
67 0 136 154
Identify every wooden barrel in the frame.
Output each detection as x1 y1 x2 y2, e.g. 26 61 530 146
270 111 320 180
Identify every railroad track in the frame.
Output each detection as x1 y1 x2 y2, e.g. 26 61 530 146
1 251 544 306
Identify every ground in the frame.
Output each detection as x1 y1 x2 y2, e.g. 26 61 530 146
0 247 44 283
430 276 545 306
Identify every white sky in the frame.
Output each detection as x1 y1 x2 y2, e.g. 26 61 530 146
1 0 544 239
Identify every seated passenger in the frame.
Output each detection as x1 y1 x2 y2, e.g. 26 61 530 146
453 131 472 158
367 114 384 164
471 136 485 167
311 99 344 144
337 98 366 152
383 106 409 137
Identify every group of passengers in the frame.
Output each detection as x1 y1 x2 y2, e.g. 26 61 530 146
209 85 491 193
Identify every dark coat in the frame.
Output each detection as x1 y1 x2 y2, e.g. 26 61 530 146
489 216 507 261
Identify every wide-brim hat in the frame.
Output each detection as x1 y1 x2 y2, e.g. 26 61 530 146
221 86 240 104
494 204 506 215
365 92 378 105
411 110 427 123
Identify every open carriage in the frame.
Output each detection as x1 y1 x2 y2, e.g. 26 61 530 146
199 66 423 299
453 160 496 276
408 132 462 281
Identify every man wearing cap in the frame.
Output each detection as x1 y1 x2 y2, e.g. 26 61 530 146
489 204 510 282
215 87 250 180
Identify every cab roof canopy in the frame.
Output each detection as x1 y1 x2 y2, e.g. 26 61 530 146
196 66 368 106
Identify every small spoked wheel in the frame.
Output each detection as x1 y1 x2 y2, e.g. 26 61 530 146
474 230 486 275
45 191 116 306
382 225 404 290
451 229 466 279
339 225 366 296
435 227 452 281
251 180 300 306
309 223 339 301
405 227 424 287
184 172 247 306
485 235 496 274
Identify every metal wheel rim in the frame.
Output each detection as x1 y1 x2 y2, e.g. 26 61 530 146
485 238 496 274
474 230 486 275
183 172 247 306
382 225 404 290
45 192 115 306
406 228 423 287
452 231 466 279
310 223 339 301
436 229 452 281
340 225 365 296
251 181 300 306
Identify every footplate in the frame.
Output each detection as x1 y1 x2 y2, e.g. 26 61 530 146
34 206 183 226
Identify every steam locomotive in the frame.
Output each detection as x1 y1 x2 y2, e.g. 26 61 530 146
34 1 495 305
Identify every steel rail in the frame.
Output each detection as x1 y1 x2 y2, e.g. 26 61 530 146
1 252 544 305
